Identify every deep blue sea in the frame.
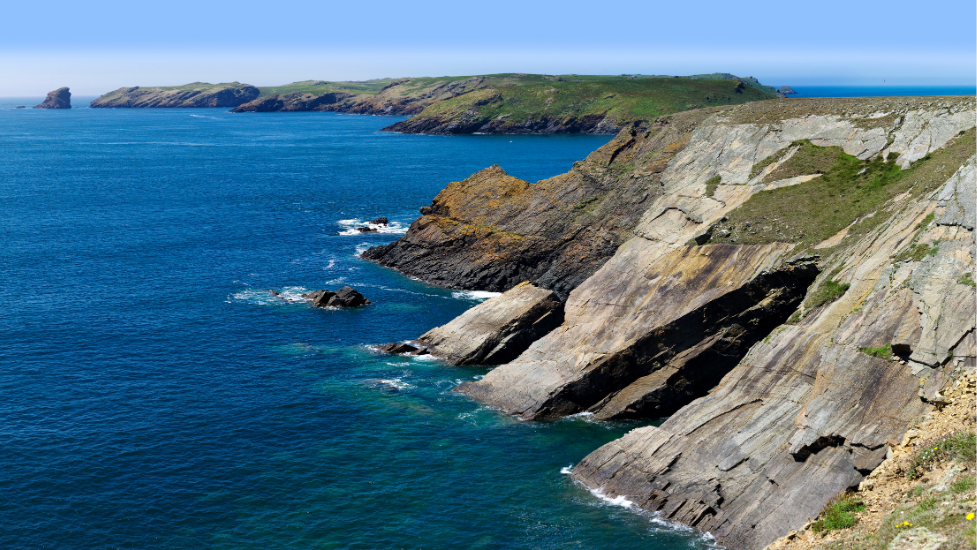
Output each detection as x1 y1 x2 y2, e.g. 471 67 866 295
0 102 727 550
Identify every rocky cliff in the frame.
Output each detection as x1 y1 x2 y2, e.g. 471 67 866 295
376 96 975 549
90 82 259 108
34 87 71 109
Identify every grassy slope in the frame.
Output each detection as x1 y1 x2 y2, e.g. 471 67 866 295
405 75 775 126
707 128 976 247
255 79 395 97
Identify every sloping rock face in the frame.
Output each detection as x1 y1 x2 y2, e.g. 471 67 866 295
90 83 259 108
230 92 354 112
363 109 719 299
415 282 564 365
458 245 818 418
34 87 70 109
383 106 620 135
376 96 977 548
555 100 975 549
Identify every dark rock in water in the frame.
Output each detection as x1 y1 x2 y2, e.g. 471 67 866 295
35 87 71 109
778 85 798 95
15 106 26 109
269 290 281 296
369 217 389 226
356 226 378 233
302 286 371 308
377 342 429 355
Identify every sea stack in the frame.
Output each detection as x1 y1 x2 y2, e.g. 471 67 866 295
35 87 71 109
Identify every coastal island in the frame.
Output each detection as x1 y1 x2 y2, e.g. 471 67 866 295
368 95 976 549
34 87 71 109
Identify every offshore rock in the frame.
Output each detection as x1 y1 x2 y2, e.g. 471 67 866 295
34 87 71 109
302 286 371 308
416 282 564 365
90 83 259 108
363 109 718 299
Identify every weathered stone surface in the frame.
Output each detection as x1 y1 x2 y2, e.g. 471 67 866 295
34 87 70 109
457 244 816 419
376 342 429 356
302 286 371 308
363 110 716 298
416 282 563 365
90 83 259 108
569 144 975 549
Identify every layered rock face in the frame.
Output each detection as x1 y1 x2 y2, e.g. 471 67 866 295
414 282 564 365
90 83 259 108
34 87 71 109
363 109 719 299
391 96 975 549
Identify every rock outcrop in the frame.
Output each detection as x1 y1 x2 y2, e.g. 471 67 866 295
413 282 564 365
379 96 974 549
34 87 71 109
778 85 798 95
90 82 259 108
363 109 718 299
302 286 371 308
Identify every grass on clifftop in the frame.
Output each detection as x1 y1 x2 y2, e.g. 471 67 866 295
255 79 395 97
707 128 977 247
411 77 774 126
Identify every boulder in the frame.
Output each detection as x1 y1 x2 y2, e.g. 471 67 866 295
369 217 389 226
34 87 71 109
416 282 564 365
356 226 378 233
302 286 371 308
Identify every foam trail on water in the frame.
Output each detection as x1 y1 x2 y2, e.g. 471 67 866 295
560 465 573 475
451 290 502 301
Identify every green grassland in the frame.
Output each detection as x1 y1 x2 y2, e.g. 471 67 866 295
405 76 774 126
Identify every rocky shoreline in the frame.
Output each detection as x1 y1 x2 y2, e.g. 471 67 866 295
366 95 976 549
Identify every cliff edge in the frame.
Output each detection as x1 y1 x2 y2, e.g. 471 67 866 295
375 96 975 549
90 82 259 108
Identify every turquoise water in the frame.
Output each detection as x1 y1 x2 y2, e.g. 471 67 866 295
785 85 975 98
0 104 722 549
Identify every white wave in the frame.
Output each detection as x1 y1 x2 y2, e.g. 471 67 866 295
451 290 502 301
336 218 408 236
230 286 311 306
324 259 336 269
411 354 438 361
378 377 413 390
354 243 372 255
589 487 635 509
560 465 574 475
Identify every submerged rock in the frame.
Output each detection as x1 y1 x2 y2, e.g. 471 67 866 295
34 87 71 109
416 282 564 365
14 105 26 109
302 286 371 308
377 342 429 356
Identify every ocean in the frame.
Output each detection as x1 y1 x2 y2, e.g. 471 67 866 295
0 103 721 549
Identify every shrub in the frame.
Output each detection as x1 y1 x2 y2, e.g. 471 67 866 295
859 343 893 361
805 279 850 310
906 430 977 480
811 494 866 532
705 175 721 197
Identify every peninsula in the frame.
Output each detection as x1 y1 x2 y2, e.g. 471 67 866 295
89 73 782 135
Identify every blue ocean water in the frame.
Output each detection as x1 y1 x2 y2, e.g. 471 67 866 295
0 104 722 549
785 85 976 98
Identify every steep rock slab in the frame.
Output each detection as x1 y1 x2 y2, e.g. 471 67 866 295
457 244 816 419
363 109 717 298
414 282 564 365
34 87 71 109
570 152 976 550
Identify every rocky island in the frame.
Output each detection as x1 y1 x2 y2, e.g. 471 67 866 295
34 87 71 109
88 73 784 135
367 95 976 549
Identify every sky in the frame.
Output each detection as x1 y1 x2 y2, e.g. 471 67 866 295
1 0 974 96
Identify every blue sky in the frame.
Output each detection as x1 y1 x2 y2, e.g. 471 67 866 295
2 0 974 95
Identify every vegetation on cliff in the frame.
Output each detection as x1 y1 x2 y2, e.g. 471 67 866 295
90 82 259 108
